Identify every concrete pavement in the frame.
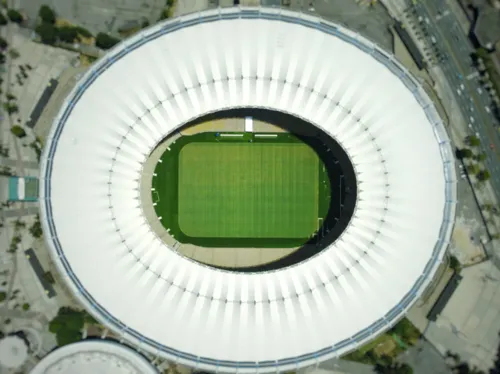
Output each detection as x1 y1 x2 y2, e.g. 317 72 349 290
397 339 453 374
425 261 500 372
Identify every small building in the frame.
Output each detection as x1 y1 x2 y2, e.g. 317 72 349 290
8 177 39 202
0 335 28 370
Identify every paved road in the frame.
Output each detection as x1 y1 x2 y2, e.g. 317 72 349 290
397 339 453 374
407 0 500 198
0 206 39 218
0 158 39 170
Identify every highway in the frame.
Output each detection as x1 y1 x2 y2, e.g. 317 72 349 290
407 0 500 199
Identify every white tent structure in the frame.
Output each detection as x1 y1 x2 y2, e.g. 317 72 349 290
29 340 158 374
39 7 457 374
0 336 28 369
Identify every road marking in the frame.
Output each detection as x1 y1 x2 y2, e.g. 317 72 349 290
419 1 500 162
466 71 479 80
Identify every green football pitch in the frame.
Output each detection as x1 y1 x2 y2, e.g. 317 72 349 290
178 142 319 238
151 132 330 248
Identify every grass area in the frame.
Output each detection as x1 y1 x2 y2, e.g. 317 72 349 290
178 142 318 238
152 132 330 248
342 318 421 365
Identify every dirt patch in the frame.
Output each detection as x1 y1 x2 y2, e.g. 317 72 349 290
373 338 396 356
451 220 486 265
181 119 244 135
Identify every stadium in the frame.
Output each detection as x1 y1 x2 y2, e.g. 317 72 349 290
39 6 456 374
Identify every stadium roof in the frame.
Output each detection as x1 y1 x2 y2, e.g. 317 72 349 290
39 7 457 373
29 340 158 374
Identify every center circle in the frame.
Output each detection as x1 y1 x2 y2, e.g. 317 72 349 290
142 108 357 271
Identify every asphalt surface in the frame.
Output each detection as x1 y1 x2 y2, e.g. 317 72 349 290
407 0 500 197
397 339 453 374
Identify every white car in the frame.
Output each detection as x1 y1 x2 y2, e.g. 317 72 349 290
485 106 491 113
477 87 482 94
460 84 465 90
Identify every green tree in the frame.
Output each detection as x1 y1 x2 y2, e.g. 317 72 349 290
95 32 119 49
10 125 25 138
0 12 7 25
374 362 413 374
57 25 78 43
474 152 487 162
159 7 173 20
466 135 481 147
43 271 55 284
48 307 86 346
7 9 23 23
166 0 175 6
0 291 6 302
74 26 92 38
29 216 43 238
467 164 480 175
22 303 30 311
390 318 420 344
38 5 56 24
449 255 461 272
477 169 491 181
0 36 7 49
36 23 58 45
8 48 19 59
457 148 473 159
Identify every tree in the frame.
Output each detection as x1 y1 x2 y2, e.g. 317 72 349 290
36 23 58 45
10 125 25 138
390 318 421 344
38 5 56 24
374 362 413 374
456 148 473 159
22 303 30 311
57 25 78 43
95 32 119 49
166 0 175 6
29 216 43 238
48 307 85 346
0 12 7 26
6 9 23 23
477 170 491 181
159 7 173 20
474 152 487 162
446 351 486 374
467 164 480 175
0 36 7 49
466 135 481 147
43 271 55 284
74 26 92 38
449 255 461 272
8 48 19 59
0 291 5 302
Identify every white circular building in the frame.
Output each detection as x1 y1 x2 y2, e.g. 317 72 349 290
29 340 158 374
39 7 456 374
0 336 28 370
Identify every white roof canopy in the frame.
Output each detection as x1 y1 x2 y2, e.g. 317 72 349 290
39 7 456 373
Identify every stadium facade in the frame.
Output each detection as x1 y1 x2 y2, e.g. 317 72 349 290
39 7 457 373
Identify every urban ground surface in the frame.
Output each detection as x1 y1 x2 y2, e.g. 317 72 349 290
1 0 500 374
